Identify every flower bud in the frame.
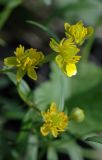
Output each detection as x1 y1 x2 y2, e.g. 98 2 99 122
70 107 85 122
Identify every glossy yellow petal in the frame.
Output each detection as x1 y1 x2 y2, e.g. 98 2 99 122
27 67 37 80
67 56 81 64
16 69 26 81
59 38 80 59
50 102 57 113
66 63 77 77
64 22 70 31
14 45 24 57
87 26 94 37
40 124 49 136
55 55 64 68
25 48 44 64
4 57 17 67
49 38 60 52
59 38 65 46
51 128 58 137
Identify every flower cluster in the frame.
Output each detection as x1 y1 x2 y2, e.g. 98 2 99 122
64 21 93 45
40 102 68 137
40 102 85 137
3 21 92 137
4 45 44 81
50 21 93 77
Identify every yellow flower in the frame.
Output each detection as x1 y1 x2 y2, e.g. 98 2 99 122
40 102 68 137
50 38 80 77
56 54 81 77
64 21 94 45
4 45 44 81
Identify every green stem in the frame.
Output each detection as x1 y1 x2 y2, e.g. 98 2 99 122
0 68 13 73
59 75 64 111
26 101 41 114
27 20 59 41
82 34 94 62
40 52 56 65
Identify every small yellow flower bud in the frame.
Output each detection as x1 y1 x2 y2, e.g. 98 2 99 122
70 107 85 122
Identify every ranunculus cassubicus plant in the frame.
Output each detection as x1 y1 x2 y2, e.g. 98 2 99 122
1 21 94 159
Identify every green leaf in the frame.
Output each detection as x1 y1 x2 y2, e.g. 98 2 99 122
6 72 17 85
47 147 58 160
0 0 22 30
65 82 102 136
46 0 102 25
67 142 83 160
17 79 31 103
27 20 59 41
0 38 6 46
6 72 32 104
54 140 83 160
16 109 34 153
33 62 71 111
0 0 22 7
26 135 38 160
46 1 97 24
86 136 102 144
70 62 102 96
63 62 102 136
7 0 22 8
2 101 25 120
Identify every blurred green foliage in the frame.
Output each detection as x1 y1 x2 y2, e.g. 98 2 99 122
0 0 102 160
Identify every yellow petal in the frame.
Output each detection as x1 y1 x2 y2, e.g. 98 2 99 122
27 67 37 80
49 38 59 52
40 125 49 136
55 55 64 68
66 63 77 77
4 57 17 67
50 102 57 113
16 69 26 81
87 26 94 37
64 22 70 31
51 128 58 137
14 45 24 57
77 20 83 26
59 38 65 46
